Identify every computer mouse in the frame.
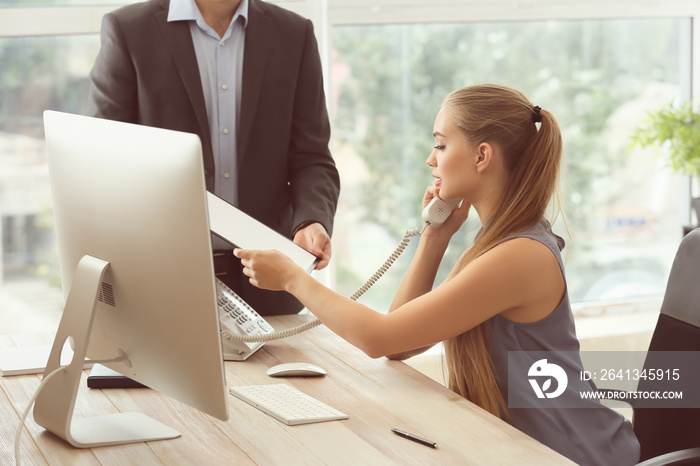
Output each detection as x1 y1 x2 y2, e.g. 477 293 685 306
266 362 327 377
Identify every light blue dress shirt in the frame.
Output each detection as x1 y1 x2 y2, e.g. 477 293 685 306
168 0 248 207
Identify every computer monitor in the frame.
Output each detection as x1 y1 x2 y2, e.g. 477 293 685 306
35 111 228 448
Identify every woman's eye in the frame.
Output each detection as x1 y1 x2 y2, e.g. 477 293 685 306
433 145 445 150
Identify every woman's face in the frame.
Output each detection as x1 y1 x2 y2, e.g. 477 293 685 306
426 107 476 201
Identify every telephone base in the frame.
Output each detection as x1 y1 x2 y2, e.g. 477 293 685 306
222 341 264 361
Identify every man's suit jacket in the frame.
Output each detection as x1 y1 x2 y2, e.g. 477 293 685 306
88 0 340 315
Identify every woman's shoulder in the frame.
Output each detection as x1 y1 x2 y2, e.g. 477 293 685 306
514 219 566 252
489 234 553 262
482 232 565 324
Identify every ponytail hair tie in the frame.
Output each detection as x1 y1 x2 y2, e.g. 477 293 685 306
532 105 543 123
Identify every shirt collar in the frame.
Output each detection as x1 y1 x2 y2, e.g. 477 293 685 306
168 0 249 28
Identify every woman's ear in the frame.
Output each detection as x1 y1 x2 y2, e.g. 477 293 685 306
475 143 493 173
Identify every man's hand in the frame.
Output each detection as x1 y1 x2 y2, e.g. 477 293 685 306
293 222 332 270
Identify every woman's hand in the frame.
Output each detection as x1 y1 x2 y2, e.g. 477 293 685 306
421 186 471 239
233 248 304 292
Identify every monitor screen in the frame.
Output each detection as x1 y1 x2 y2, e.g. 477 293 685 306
36 111 228 447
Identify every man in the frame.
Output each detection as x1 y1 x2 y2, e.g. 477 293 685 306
88 0 340 315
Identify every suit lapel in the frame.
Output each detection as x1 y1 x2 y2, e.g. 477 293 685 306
155 0 212 161
238 0 272 165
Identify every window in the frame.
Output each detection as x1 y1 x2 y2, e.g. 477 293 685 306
0 32 102 328
327 10 694 345
0 5 107 333
0 1 324 334
0 1 698 344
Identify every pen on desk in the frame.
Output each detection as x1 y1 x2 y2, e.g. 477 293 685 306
391 428 437 448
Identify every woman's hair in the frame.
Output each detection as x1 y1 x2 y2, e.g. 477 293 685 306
441 84 563 419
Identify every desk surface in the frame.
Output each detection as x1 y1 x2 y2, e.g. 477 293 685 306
1 315 572 465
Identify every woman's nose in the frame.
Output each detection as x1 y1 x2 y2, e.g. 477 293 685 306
426 150 436 167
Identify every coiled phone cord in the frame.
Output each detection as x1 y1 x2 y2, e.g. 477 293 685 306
348 227 423 301
223 226 425 343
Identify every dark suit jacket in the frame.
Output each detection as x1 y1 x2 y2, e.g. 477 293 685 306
88 0 340 315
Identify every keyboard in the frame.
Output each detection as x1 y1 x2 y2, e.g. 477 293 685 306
229 384 349 425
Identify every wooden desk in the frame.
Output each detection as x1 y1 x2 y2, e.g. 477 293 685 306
1 315 572 465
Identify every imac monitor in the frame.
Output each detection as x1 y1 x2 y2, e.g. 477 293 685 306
36 111 228 448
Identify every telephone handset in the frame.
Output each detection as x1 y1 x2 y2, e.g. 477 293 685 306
421 197 461 229
219 196 461 358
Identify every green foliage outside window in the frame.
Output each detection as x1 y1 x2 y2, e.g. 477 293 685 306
331 18 684 304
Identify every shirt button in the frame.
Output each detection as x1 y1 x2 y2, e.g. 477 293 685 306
220 41 226 46
221 83 228 90
222 128 229 134
224 172 230 179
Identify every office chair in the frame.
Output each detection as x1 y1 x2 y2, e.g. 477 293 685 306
599 228 700 466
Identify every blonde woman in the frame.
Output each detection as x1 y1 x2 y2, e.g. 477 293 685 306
234 84 640 465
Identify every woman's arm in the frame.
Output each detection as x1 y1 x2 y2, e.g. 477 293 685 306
234 235 564 359
384 191 470 359
390 189 470 313
383 234 451 360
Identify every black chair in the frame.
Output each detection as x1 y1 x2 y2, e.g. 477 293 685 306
599 228 700 466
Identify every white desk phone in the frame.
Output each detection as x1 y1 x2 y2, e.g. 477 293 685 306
212 194 461 360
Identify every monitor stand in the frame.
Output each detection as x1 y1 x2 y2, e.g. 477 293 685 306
33 255 180 448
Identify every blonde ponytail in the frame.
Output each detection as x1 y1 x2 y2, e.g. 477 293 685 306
441 85 563 420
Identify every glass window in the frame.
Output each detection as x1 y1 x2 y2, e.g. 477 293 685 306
0 1 317 335
0 10 693 342
0 34 100 333
329 18 690 317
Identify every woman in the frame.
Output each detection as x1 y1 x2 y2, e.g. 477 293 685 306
234 84 640 465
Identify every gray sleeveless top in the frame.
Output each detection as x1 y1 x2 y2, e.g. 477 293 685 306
488 220 640 465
